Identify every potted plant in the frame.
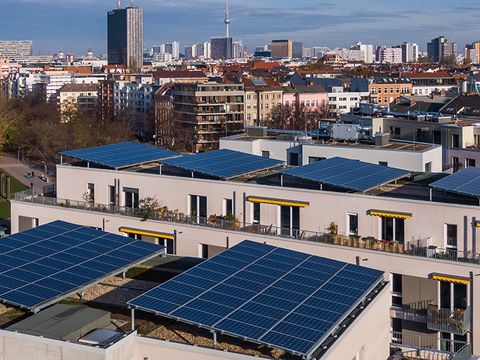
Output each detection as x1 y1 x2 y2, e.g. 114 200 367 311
138 197 160 221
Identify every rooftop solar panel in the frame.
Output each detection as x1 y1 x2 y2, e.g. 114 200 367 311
128 240 384 357
430 167 480 198
282 157 410 192
160 149 284 179
61 142 180 170
0 221 164 312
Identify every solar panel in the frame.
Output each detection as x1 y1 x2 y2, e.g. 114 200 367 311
61 142 180 170
430 167 480 198
128 241 383 357
282 157 409 192
0 221 164 312
160 149 284 179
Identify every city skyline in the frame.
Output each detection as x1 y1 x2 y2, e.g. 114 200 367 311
1 0 480 55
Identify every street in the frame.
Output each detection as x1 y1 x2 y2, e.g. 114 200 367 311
0 153 55 194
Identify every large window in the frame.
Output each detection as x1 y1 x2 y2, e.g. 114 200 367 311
347 213 358 236
190 195 207 224
446 224 457 250
124 188 139 209
281 206 300 237
87 183 95 203
109 185 116 208
224 198 233 217
253 203 260 224
381 217 404 243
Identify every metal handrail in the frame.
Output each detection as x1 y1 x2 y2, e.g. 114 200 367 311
13 190 480 265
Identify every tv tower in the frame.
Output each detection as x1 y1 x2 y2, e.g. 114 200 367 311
224 0 231 38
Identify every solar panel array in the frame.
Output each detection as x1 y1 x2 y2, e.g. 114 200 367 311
430 167 480 198
282 157 409 192
0 221 164 311
129 240 383 357
61 142 180 170
161 149 284 179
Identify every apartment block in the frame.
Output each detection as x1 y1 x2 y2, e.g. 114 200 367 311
172 82 245 152
10 141 480 359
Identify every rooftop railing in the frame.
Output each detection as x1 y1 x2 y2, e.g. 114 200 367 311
14 190 480 265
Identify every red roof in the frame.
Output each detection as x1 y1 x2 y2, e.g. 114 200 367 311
252 61 281 70
407 72 453 79
153 70 207 78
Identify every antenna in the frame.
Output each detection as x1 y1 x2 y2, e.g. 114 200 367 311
117 0 121 9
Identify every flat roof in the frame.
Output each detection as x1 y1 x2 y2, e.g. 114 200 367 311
61 142 180 170
160 149 284 180
282 157 410 193
129 240 384 358
0 221 164 312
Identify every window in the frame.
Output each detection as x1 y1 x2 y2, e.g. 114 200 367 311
87 183 95 203
379 161 388 167
446 224 457 250
452 134 460 148
190 195 207 224
224 198 233 216
261 151 270 158
253 203 260 224
452 157 460 172
382 217 405 243
124 188 139 209
281 206 300 237
347 213 358 236
425 162 432 172
159 238 174 254
289 153 299 166
308 156 326 164
109 185 116 207
466 158 476 168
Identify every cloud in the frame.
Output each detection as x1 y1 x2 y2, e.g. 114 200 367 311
1 0 479 54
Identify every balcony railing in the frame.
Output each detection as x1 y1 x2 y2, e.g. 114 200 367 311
427 307 471 335
393 299 433 323
13 190 480 265
391 331 471 360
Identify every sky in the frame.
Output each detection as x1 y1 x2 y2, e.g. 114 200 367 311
1 0 479 56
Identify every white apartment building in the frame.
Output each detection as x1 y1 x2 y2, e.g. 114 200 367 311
351 42 374 63
114 80 154 124
10 141 480 359
401 42 419 63
221 129 442 172
328 85 369 114
376 46 403 64
0 40 32 59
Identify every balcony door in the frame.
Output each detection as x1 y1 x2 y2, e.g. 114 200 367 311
280 206 300 237
190 195 207 224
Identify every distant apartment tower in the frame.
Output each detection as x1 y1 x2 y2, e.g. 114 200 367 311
211 38 233 60
164 41 180 59
172 82 245 152
376 46 402 64
465 41 480 64
400 42 419 63
0 40 32 60
196 42 211 59
427 36 457 63
351 42 374 63
233 40 246 59
107 5 143 70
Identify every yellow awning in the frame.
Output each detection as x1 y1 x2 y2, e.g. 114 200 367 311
431 274 470 285
368 210 412 219
119 227 175 240
247 196 309 208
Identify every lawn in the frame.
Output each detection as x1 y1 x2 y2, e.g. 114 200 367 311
0 172 29 219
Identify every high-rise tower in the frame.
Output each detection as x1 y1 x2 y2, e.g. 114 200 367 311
224 1 231 38
107 1 144 71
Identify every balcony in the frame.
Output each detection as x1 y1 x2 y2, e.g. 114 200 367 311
13 190 480 266
427 307 471 335
391 331 471 360
391 300 432 323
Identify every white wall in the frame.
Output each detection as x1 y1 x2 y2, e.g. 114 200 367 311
221 138 443 172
